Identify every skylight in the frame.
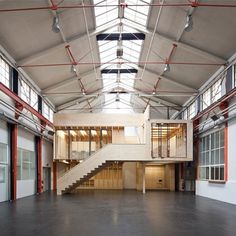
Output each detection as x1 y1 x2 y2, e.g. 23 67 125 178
93 0 151 113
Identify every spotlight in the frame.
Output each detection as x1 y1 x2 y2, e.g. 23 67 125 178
52 15 60 33
115 93 120 102
164 63 170 72
184 15 193 32
210 115 219 121
71 65 76 73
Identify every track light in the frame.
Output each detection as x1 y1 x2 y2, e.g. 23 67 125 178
164 63 170 72
184 14 193 32
52 15 60 33
71 65 76 73
115 93 120 102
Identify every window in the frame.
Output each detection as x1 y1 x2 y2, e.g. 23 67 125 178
20 80 30 103
20 79 39 110
183 109 188 120
17 148 36 180
0 143 7 164
234 64 236 87
188 102 196 119
198 129 225 181
202 88 211 110
0 57 10 87
43 101 53 122
30 89 38 110
43 102 49 120
212 80 222 103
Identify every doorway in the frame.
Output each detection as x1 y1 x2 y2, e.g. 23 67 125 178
43 167 51 192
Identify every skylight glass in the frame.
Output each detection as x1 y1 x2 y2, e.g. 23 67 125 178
94 0 118 27
93 0 151 113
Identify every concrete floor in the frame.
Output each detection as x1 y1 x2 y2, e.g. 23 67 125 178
0 191 236 236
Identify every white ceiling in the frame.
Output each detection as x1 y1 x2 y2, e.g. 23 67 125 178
0 0 235 117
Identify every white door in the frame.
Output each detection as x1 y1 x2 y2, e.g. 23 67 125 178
0 164 8 202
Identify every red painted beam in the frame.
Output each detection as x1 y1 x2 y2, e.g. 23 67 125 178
36 137 42 193
1 3 236 13
53 162 57 191
0 82 53 128
11 124 17 200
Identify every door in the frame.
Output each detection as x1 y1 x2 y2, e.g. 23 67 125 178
43 167 51 192
0 164 8 202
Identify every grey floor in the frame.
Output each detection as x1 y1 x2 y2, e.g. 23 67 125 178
0 190 236 236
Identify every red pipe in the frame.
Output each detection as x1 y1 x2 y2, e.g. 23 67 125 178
64 45 87 95
65 45 77 65
1 3 236 12
19 61 224 68
0 82 54 128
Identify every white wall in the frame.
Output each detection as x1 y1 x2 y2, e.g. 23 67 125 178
17 128 36 199
18 127 35 151
42 139 53 168
0 119 8 144
196 103 236 205
17 180 36 199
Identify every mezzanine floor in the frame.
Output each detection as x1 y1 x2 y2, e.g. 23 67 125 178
0 190 236 236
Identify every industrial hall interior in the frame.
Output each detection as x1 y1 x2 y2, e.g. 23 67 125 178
0 0 236 236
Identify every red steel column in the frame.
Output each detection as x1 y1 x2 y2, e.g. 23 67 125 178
11 124 17 201
224 124 228 181
53 161 57 191
36 137 42 193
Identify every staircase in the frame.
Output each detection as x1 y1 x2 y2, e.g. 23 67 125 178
57 144 148 194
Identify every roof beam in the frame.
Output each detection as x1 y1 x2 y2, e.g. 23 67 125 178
42 69 99 93
101 69 138 74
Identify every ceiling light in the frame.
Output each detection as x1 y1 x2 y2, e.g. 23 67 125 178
184 15 193 32
70 130 77 136
52 15 60 33
210 115 219 121
80 130 87 136
91 130 97 136
115 93 120 102
71 65 76 73
117 48 123 57
102 130 108 135
164 63 170 72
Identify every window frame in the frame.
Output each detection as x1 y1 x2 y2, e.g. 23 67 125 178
198 128 225 182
